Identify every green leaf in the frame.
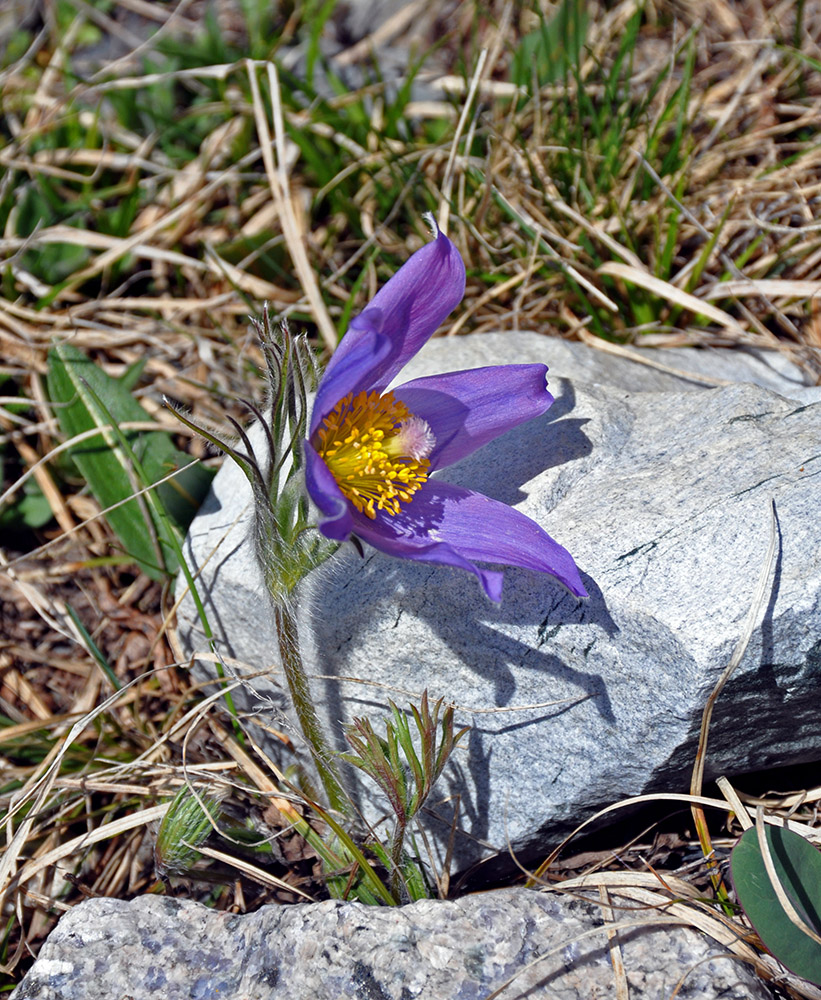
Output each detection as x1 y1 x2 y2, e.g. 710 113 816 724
0 478 53 530
369 838 431 902
731 824 821 985
47 343 214 579
306 799 396 906
64 603 121 691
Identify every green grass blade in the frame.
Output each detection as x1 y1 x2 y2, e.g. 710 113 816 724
64 604 122 691
512 0 588 90
309 801 396 906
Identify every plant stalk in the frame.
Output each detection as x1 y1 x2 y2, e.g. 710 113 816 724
389 816 407 902
274 601 348 816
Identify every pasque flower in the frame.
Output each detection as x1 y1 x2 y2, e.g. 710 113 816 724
304 225 588 603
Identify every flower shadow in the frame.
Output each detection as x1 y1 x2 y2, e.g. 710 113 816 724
307 383 619 860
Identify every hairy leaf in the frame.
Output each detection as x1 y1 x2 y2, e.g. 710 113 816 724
48 343 213 578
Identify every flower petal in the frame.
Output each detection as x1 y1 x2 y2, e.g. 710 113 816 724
321 230 465 402
356 527 504 601
393 364 554 471
309 327 392 437
349 480 587 601
304 440 355 541
303 442 502 594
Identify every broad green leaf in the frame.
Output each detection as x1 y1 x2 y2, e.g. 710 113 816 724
47 343 214 578
731 824 821 985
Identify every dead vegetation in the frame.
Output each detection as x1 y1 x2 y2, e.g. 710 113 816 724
1 0 820 992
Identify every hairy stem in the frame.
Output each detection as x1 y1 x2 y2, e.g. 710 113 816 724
389 815 407 902
274 602 348 815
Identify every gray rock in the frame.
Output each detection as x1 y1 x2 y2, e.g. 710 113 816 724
11 888 774 999
177 335 821 872
405 334 821 402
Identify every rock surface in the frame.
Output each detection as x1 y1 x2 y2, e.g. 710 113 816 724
177 335 821 872
11 888 774 1000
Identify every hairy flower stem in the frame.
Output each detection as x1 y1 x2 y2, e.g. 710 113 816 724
389 816 407 902
274 602 348 815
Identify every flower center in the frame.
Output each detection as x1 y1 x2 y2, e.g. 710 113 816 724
314 390 435 519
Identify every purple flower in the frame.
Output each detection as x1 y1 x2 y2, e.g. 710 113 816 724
304 227 588 603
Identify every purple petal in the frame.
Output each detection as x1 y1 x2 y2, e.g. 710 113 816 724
302 445 501 594
356 528 504 601
304 440 355 541
349 480 587 601
309 328 393 437
393 365 554 471
321 230 465 403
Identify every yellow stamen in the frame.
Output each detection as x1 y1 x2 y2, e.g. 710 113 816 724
315 390 434 519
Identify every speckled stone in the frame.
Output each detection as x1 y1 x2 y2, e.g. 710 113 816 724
11 888 774 999
177 335 821 872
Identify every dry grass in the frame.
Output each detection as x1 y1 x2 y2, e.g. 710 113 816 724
1 0 821 991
